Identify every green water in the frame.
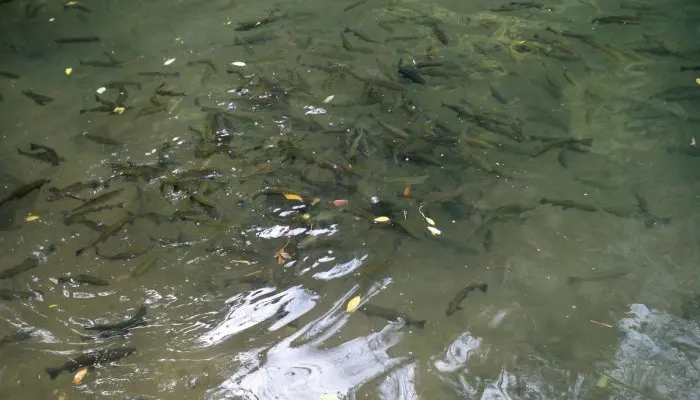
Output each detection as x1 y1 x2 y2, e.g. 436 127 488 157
1 0 699 398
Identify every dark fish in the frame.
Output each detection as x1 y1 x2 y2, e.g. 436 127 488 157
360 304 426 328
0 256 39 279
592 15 640 25
22 90 54 105
0 329 33 347
567 270 630 284
539 198 598 212
398 59 426 84
234 12 285 31
343 0 367 11
430 21 449 45
0 288 41 301
45 347 136 379
17 143 65 166
131 254 158 278
489 84 508 104
83 306 147 339
137 71 180 78
343 27 377 43
531 138 593 157
54 36 100 43
0 71 20 80
67 188 124 217
680 66 700 72
25 3 46 19
56 274 109 286
76 213 134 256
96 244 154 261
446 283 488 316
0 178 49 209
188 59 217 72
83 133 120 145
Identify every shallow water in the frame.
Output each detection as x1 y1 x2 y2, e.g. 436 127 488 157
1 0 700 398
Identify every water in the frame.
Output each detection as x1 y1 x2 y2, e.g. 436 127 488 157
1 0 699 398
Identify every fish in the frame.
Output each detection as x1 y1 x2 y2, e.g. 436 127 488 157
430 21 449 45
131 254 158 278
45 347 136 379
0 288 41 301
63 1 91 13
0 178 49 209
343 27 377 43
96 244 154 261
397 59 426 84
446 283 488 316
359 304 426 328
372 115 410 139
567 270 630 284
234 12 285 31
540 198 598 212
17 143 65 166
592 15 640 25
76 214 134 256
83 133 120 146
137 71 180 78
680 66 700 72
188 59 217 72
83 306 147 339
56 274 108 286
54 36 100 43
67 188 124 217
22 90 54 105
0 256 39 279
343 0 367 11
0 71 20 80
0 329 34 347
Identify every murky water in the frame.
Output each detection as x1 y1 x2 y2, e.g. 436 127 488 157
1 0 700 398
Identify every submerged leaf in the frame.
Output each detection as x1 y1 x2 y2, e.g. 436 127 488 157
373 216 390 223
427 226 441 236
24 215 39 222
283 193 304 201
346 295 361 312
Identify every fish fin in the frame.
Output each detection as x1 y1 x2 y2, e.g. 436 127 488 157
45 367 60 379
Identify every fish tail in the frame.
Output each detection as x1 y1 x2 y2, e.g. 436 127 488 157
45 367 60 379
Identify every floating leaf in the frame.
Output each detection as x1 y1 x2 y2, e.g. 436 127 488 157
24 215 39 222
73 368 88 384
231 61 246 67
113 106 125 115
373 216 390 223
346 295 361 312
96 87 106 94
323 95 334 103
283 193 303 202
64 67 73 76
403 186 410 197
163 58 176 66
310 197 321 206
427 226 441 236
331 199 349 207
424 217 436 226
696 77 700 86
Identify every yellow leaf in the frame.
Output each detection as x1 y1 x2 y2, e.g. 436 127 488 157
696 77 700 85
49 304 58 308
373 216 390 223
113 106 125 114
65 67 73 76
24 215 39 222
595 376 608 388
427 226 441 236
310 197 321 206
73 368 88 384
346 295 361 312
424 217 436 226
283 193 303 202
